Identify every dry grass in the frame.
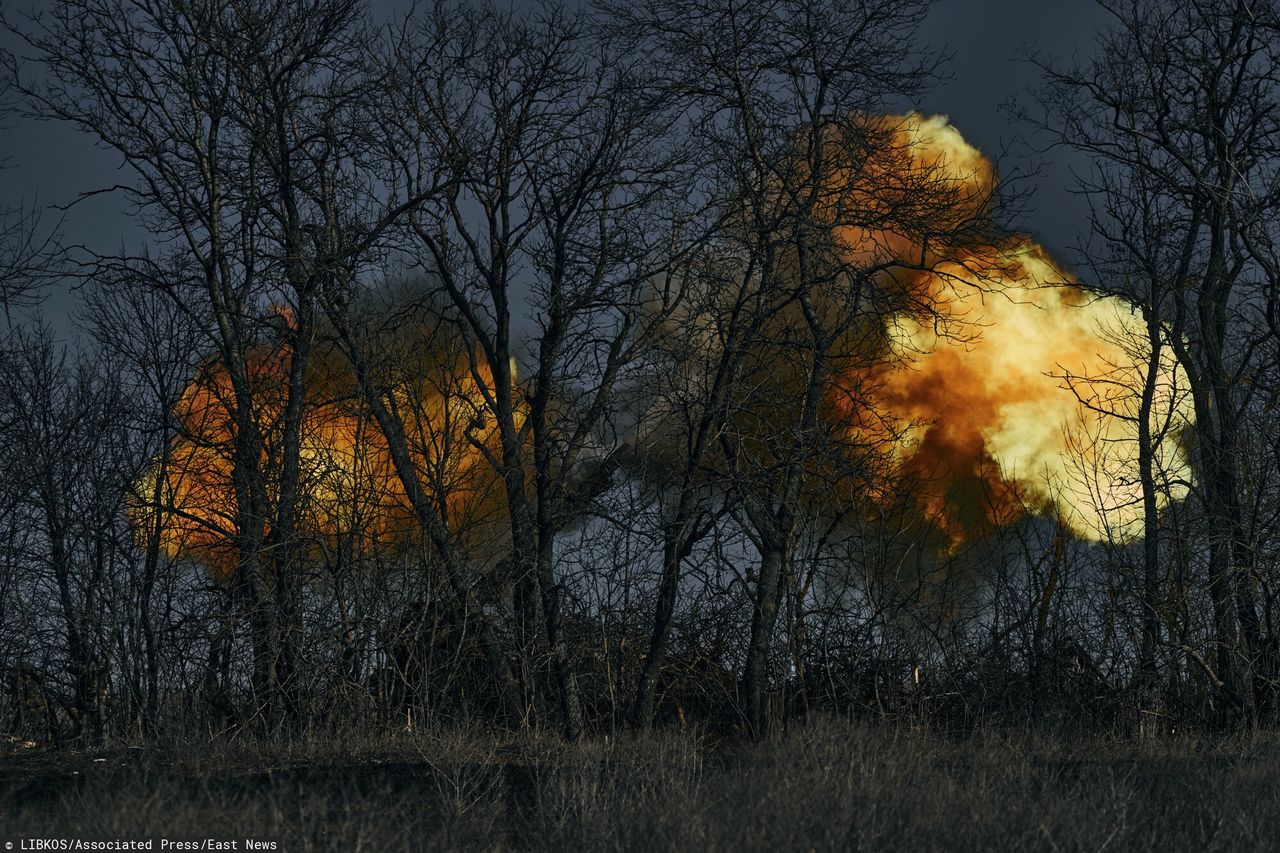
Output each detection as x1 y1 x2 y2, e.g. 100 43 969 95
3 720 1279 851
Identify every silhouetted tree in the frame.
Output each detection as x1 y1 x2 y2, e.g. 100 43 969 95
16 0 416 731
1028 0 1280 720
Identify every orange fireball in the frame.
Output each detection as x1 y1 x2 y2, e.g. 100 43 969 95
131 318 518 583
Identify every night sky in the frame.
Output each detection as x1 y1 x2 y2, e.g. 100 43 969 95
0 0 1114 333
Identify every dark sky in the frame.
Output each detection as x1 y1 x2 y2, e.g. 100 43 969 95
0 0 1113 333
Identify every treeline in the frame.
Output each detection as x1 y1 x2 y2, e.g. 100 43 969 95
1 0 1279 746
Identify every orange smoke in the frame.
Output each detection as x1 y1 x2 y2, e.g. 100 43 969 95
833 115 1193 546
131 324 516 583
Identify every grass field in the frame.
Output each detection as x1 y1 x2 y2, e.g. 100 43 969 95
4 720 1280 851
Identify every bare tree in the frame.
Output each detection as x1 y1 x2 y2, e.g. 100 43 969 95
81 280 207 733
1028 0 1280 719
0 44 62 315
608 0 986 738
319 0 692 739
0 323 132 742
15 0 420 730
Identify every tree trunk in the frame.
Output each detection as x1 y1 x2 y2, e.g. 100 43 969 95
267 290 316 734
1136 308 1163 690
538 534 584 741
632 521 696 729
744 543 786 740
332 319 526 725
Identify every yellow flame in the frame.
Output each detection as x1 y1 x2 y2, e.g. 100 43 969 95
645 112 1195 547
837 114 1194 543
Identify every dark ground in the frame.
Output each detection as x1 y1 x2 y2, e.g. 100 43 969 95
2 721 1279 851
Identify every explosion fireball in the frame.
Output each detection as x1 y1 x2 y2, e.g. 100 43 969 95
132 114 1194 582
131 320 515 583
836 114 1194 546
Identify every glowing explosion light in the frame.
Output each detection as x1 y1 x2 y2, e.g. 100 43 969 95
835 115 1193 545
131 330 516 582
133 114 1194 580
